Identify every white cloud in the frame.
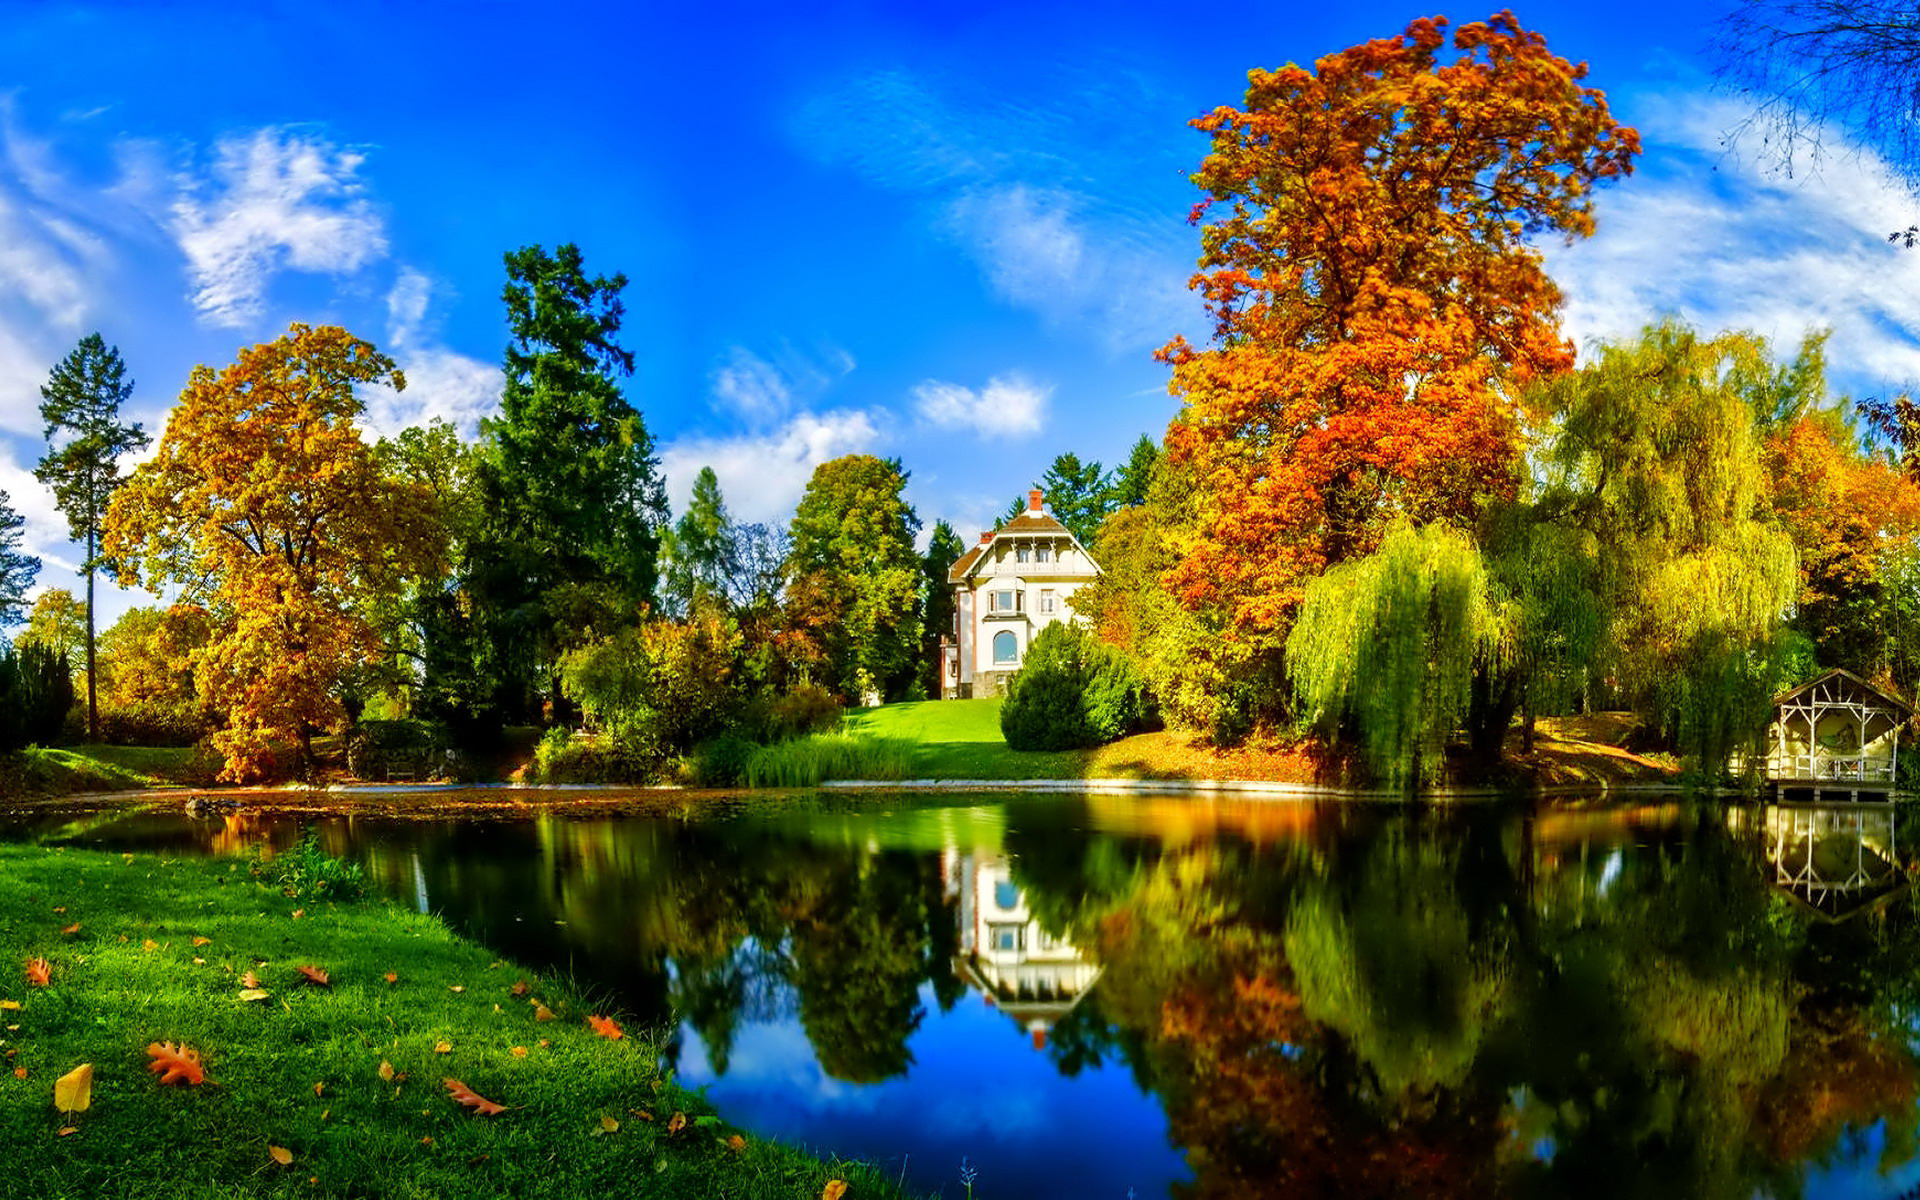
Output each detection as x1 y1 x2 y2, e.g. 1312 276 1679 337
360 348 501 441
1548 94 1920 392
913 374 1049 438
171 129 387 327
710 347 793 422
661 409 881 524
385 267 432 347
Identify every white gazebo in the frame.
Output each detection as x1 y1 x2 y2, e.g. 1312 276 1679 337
1767 669 1912 802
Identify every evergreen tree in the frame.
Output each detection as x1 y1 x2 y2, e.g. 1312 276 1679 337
1038 452 1114 545
471 243 668 721
35 332 147 740
661 467 738 618
1110 434 1159 509
920 519 966 695
0 489 39 628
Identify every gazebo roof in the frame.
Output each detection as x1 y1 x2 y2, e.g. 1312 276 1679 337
1774 668 1914 716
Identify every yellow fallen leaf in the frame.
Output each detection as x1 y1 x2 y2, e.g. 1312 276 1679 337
192 957 206 965
269 1144 293 1166
141 939 157 951
54 1063 92 1115
238 988 271 1003
0 1001 19 1011
667 1112 687 1136
510 1046 528 1058
448 986 464 994
823 1180 848 1200
378 1061 395 1082
532 1004 555 1022
192 937 211 947
600 1115 619 1134
312 1081 324 1097
433 1042 451 1054
291 909 304 920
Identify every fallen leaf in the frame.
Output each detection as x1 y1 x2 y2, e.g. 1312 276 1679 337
25 959 51 987
532 1004 555 1022
59 923 79 936
12 1067 25 1080
0 1000 20 1012
509 1046 528 1058
192 937 211 947
631 1108 654 1121
378 1061 395 1082
509 980 529 998
447 986 464 994
596 1115 620 1135
822 1181 848 1200
312 1081 325 1097
434 1042 452 1054
728 1134 746 1153
384 972 397 985
667 1111 687 1137
241 970 261 988
291 909 304 920
192 957 206 965
141 939 157 952
586 1014 624 1041
146 1042 206 1086
488 960 503 970
443 1078 505 1116
237 988 271 1003
268 1145 293 1167
52 906 64 914
54 1063 93 1114
56 1126 77 1137
295 965 330 987
536 1039 550 1049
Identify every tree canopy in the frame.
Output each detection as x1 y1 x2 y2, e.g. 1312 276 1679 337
0 489 38 627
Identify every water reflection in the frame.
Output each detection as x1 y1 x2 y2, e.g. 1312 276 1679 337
15 794 1920 1198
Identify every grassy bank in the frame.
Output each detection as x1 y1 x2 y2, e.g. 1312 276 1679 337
0 842 913 1199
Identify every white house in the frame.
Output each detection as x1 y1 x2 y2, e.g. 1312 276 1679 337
940 489 1102 698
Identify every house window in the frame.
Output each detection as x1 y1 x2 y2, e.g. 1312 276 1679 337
993 631 1018 664
1035 544 1051 563
1039 589 1055 615
989 590 1022 614
989 923 1026 953
1016 545 1030 563
993 880 1021 911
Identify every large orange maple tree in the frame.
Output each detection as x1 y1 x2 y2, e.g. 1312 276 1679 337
1161 12 1639 647
103 324 444 780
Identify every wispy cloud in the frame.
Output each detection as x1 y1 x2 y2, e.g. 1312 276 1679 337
171 129 387 327
1549 93 1920 392
914 374 1049 438
661 408 881 524
708 343 857 424
360 267 500 439
795 69 1202 351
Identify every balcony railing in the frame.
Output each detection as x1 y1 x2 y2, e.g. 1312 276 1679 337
1768 753 1897 783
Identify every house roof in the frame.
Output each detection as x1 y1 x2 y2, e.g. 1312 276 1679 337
1774 668 1915 715
947 546 985 583
996 511 1071 536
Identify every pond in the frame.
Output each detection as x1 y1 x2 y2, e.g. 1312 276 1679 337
8 791 1920 1199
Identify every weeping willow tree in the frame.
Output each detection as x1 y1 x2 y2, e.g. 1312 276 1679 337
1532 320 1802 774
1288 521 1508 790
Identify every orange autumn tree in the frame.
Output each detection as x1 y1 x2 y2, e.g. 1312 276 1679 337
1160 12 1639 693
103 324 444 780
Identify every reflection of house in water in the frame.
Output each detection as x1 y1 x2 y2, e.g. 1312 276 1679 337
1748 804 1906 919
944 850 1101 1049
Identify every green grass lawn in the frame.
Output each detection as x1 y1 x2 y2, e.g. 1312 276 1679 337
0 745 211 798
0 842 913 1200
841 699 1089 780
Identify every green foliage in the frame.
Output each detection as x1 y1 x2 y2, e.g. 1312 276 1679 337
1036 452 1114 545
254 827 368 902
686 732 759 787
784 455 925 702
0 640 76 750
92 701 216 748
528 728 663 783
0 487 38 626
344 718 452 780
1000 622 1149 751
751 681 844 742
921 518 965 694
1110 434 1159 509
560 616 745 757
661 466 739 619
1288 520 1503 789
742 732 913 787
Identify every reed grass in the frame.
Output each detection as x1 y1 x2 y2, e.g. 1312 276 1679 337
742 733 915 788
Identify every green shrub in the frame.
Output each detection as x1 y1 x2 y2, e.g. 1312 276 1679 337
528 728 663 784
91 702 219 748
758 682 843 741
743 733 912 787
0 642 75 751
345 718 456 780
1000 623 1150 751
253 828 367 902
686 733 759 787
561 617 746 757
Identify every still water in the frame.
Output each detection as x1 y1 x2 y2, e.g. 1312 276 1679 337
8 792 1920 1199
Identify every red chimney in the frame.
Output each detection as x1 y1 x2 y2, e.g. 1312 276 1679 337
1028 489 1043 513
979 531 993 545
1030 1026 1048 1051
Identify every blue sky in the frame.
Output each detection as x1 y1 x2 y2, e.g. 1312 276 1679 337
5 0 1920 624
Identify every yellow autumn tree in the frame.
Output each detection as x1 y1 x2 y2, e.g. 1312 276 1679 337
103 324 444 780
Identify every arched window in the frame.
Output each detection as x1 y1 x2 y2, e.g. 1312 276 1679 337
992 630 1018 665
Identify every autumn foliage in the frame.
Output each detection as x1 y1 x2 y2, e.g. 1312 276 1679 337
1160 11 1638 648
102 324 445 781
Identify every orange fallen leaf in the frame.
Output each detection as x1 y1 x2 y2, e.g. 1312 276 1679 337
532 1004 555 1022
378 1061 395 1082
290 909 304 920
443 1078 504 1116
822 1181 848 1200
12 1067 24 1080
434 1042 452 1054
536 1039 550 1049
241 970 261 988
666 1111 687 1136
727 1133 746 1153
631 1108 654 1122
509 1046 528 1058
509 980 529 997
268 1145 293 1167
295 965 330 987
59 923 79 936
384 972 397 985
586 1015 623 1041
141 939 157 952
56 1126 78 1137
146 1042 206 1086
312 1081 325 1097
192 936 212 947
24 959 50 987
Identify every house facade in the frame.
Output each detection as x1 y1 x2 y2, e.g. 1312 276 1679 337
1766 668 1912 801
940 489 1101 698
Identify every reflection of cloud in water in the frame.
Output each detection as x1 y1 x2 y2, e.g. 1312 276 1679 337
681 1019 881 1115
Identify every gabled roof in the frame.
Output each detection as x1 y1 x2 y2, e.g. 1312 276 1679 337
947 546 985 584
1774 668 1915 715
996 511 1072 536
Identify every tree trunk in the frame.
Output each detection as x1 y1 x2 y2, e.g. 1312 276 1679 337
1467 666 1523 780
